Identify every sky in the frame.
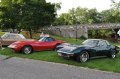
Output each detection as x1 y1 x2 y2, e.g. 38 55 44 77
46 0 120 15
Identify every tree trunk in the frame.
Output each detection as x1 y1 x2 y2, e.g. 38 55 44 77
12 28 15 33
18 29 21 34
29 29 32 38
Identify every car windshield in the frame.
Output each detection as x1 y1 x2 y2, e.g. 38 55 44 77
82 39 99 47
38 37 46 42
38 37 55 42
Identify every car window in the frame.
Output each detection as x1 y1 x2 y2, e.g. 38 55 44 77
39 37 47 42
105 41 110 45
98 41 108 47
1 33 26 39
82 39 99 47
15 35 21 39
5 34 11 39
10 35 15 39
45 38 55 42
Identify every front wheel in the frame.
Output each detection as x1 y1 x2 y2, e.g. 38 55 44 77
77 51 89 63
22 46 32 54
108 50 116 58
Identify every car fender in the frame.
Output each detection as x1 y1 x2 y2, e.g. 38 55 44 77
21 44 34 51
74 47 93 57
72 47 86 54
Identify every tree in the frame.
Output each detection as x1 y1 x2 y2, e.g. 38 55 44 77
54 2 61 11
86 9 102 23
0 0 21 31
20 1 56 38
101 1 120 23
53 13 70 25
0 0 56 38
54 7 101 25
74 7 88 24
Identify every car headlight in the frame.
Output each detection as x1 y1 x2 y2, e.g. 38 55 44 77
8 44 18 48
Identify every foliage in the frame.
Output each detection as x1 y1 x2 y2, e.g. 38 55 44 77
79 35 87 40
88 29 113 38
53 13 73 25
86 9 102 23
101 1 120 23
53 1 120 25
54 2 61 11
53 7 102 25
0 0 21 30
0 0 57 38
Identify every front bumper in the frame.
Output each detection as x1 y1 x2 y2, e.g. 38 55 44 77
58 52 75 58
8 45 21 52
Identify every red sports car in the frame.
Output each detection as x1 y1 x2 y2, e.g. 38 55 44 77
8 37 64 54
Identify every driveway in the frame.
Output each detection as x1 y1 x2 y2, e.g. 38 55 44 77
0 55 120 79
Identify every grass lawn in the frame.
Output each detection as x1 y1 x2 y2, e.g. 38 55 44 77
0 35 120 73
0 31 6 36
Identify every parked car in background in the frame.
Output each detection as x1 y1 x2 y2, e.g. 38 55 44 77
0 33 34 46
57 39 119 62
8 36 64 54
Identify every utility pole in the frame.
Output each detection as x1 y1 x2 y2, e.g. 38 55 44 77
75 21 80 41
75 23 77 41
72 8 78 41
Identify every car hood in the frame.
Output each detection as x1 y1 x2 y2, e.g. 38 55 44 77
10 40 38 45
78 44 94 48
57 44 93 53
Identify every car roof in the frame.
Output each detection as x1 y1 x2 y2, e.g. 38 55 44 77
1 33 26 39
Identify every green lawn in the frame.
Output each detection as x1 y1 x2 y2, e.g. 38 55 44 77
0 31 6 36
0 35 120 73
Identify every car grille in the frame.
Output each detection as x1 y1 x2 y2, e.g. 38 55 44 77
58 52 68 57
61 53 67 56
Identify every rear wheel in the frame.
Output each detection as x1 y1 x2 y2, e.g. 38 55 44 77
22 46 32 54
77 51 89 63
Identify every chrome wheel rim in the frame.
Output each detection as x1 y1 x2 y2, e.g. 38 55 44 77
80 53 88 62
111 52 116 58
24 47 31 54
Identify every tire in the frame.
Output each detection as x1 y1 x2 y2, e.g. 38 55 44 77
22 46 32 54
108 50 116 58
77 51 89 63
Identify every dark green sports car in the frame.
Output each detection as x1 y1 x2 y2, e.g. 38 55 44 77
57 39 119 62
